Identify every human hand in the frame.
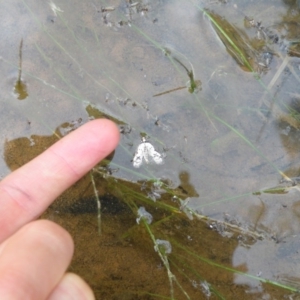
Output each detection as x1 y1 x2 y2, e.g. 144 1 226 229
0 119 120 299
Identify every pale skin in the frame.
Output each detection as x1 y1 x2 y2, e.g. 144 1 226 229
0 119 120 299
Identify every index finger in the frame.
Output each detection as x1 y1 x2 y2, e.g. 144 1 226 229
0 119 120 242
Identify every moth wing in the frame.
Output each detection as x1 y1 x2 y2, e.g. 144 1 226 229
152 151 163 164
133 154 143 168
147 145 163 165
133 144 145 168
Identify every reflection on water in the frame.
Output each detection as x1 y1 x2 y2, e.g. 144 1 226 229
2 0 300 298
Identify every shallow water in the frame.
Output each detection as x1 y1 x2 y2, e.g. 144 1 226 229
2 0 300 298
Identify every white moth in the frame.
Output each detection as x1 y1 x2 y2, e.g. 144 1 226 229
133 138 163 168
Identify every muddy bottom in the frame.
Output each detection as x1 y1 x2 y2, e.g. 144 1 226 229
43 190 296 299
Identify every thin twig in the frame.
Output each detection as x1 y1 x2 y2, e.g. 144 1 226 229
17 38 23 84
90 170 101 235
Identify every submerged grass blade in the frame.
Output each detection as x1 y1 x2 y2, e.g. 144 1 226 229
143 221 191 300
203 11 255 73
170 258 226 300
211 114 283 175
90 171 101 235
173 240 298 293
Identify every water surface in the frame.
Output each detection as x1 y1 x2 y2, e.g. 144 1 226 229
1 0 300 298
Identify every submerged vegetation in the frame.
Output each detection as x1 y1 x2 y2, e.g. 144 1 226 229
2 0 300 298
